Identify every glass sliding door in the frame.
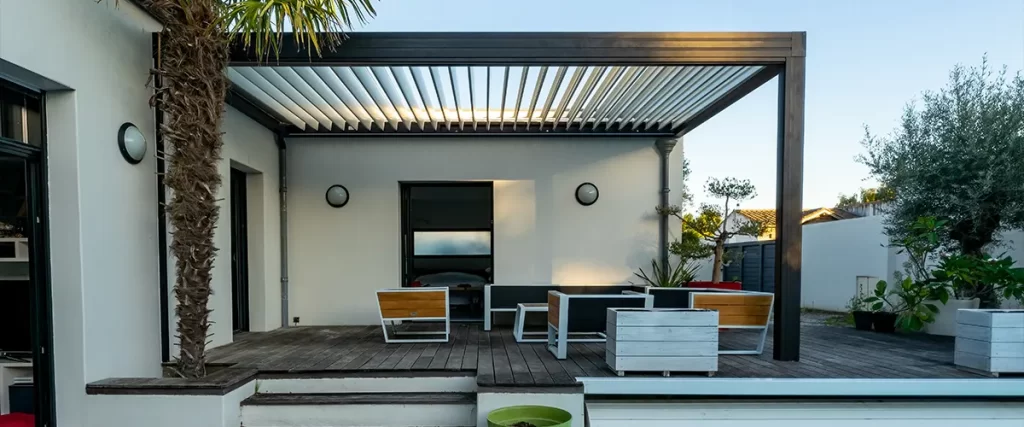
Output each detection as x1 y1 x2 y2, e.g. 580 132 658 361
401 182 494 321
0 79 54 427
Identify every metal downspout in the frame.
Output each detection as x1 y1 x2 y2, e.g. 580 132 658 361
277 132 289 328
655 138 677 275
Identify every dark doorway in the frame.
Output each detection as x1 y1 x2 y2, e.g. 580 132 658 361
0 79 54 427
230 168 250 333
401 182 493 321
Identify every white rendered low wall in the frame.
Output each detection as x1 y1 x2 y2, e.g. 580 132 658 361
84 381 256 427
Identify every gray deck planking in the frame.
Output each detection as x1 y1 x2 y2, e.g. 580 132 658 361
205 323 991 386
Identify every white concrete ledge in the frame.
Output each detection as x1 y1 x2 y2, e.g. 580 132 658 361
578 377 1024 397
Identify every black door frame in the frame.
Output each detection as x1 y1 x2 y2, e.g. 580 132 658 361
230 168 250 333
0 79 55 427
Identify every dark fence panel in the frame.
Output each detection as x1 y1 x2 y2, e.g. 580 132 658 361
723 240 776 293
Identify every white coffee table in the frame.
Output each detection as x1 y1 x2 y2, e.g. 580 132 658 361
514 303 549 343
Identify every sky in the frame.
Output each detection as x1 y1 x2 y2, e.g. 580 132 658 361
355 0 1024 211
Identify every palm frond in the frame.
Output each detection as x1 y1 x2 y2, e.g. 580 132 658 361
220 0 377 61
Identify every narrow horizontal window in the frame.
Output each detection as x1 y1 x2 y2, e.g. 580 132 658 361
414 231 491 256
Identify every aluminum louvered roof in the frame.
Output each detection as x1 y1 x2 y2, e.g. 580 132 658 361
229 65 767 135
224 32 799 136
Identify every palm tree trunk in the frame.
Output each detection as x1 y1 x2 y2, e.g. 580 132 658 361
148 0 229 379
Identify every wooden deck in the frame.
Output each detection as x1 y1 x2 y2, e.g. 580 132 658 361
206 323 987 387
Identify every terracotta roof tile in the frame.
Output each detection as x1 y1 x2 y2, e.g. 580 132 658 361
735 207 861 227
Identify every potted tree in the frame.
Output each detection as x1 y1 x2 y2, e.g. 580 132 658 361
847 294 873 331
659 177 765 290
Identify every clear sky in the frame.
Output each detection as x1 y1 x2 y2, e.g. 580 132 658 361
357 0 1024 210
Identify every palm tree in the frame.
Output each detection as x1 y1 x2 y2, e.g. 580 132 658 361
125 0 376 379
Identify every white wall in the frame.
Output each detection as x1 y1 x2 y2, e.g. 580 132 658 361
166 105 282 349
801 216 888 311
587 401 1024 427
0 1 162 425
286 137 682 325
84 380 256 427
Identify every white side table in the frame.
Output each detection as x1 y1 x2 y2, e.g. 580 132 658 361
514 303 549 343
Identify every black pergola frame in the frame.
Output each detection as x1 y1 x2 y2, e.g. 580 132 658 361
225 31 806 361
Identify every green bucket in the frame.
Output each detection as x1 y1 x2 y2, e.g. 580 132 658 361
487 405 572 427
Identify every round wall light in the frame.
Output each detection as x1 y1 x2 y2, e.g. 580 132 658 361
325 185 350 208
575 182 599 206
118 122 147 164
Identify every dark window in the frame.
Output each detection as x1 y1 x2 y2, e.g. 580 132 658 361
0 84 43 146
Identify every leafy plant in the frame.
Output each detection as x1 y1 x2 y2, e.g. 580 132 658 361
633 258 700 288
864 278 942 331
932 254 1024 303
846 294 868 312
668 222 714 261
891 216 946 283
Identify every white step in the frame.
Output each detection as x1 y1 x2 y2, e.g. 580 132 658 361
241 393 476 427
256 373 477 394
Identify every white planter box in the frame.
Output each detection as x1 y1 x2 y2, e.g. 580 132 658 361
924 298 979 336
955 309 1024 376
605 308 718 377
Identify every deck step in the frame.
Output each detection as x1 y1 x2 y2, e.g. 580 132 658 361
255 371 477 394
241 392 476 427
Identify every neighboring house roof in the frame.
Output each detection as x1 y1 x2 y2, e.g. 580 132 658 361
735 207 860 228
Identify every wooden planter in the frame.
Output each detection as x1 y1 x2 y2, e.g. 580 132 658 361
954 309 1024 377
605 308 718 377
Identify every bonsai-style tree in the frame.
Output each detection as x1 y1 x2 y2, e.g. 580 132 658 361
661 177 765 283
115 0 377 379
860 58 1024 307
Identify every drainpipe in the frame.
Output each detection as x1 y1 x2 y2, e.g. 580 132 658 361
153 33 170 362
276 132 289 328
654 138 678 275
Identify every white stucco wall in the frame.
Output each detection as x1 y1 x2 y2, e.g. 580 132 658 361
84 380 256 427
0 1 161 425
801 215 888 311
165 106 282 350
286 137 682 325
218 106 282 336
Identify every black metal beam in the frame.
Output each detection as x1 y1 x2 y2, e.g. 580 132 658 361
674 65 781 136
773 34 806 362
225 88 287 132
228 32 800 66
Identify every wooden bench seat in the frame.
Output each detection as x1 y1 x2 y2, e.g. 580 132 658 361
690 291 774 355
375 288 450 343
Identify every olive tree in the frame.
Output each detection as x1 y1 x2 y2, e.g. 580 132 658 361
860 59 1024 306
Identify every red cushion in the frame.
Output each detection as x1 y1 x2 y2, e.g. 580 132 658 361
0 413 34 427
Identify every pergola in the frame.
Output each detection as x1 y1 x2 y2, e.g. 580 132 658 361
224 32 806 361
